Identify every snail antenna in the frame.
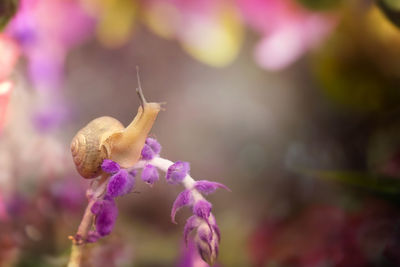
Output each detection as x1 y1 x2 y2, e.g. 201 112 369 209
136 66 147 106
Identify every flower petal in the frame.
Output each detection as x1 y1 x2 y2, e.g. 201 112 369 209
146 137 161 155
141 164 159 186
183 215 201 245
193 200 212 221
194 180 230 194
196 222 218 266
171 189 193 223
95 196 118 237
141 144 155 160
107 169 134 197
212 224 221 242
101 159 120 174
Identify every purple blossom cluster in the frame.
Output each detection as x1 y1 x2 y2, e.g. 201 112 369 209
86 160 136 241
86 137 229 265
172 179 229 265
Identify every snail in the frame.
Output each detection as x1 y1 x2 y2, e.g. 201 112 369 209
71 70 161 178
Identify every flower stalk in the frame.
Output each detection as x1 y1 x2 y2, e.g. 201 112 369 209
67 173 109 267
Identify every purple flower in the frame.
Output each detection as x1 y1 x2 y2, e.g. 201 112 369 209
196 225 219 266
166 161 190 184
102 159 120 174
141 137 162 160
171 190 193 223
194 180 230 195
146 137 161 153
196 222 219 266
141 144 155 160
94 196 118 237
141 164 159 185
183 214 220 266
107 170 135 197
193 200 212 221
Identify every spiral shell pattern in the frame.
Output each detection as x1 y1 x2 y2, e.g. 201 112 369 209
71 116 124 179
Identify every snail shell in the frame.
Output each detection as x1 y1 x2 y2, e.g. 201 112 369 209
71 116 124 178
70 77 161 179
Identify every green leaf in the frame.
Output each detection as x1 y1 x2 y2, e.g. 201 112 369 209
0 0 19 31
377 0 400 28
382 0 400 11
300 169 400 195
296 0 342 10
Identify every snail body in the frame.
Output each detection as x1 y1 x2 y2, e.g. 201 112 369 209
71 79 161 179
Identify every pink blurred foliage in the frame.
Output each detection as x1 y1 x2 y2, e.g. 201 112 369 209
5 0 95 131
0 34 19 134
0 175 87 265
0 81 13 134
0 192 9 222
0 34 19 81
49 177 86 213
237 0 337 70
6 0 95 90
249 202 400 267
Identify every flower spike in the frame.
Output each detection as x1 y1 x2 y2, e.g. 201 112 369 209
72 137 227 266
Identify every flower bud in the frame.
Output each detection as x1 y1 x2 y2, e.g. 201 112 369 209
196 221 219 266
141 164 159 185
101 159 120 174
193 200 212 221
166 161 190 184
141 144 155 160
145 137 161 155
141 138 162 160
94 196 118 237
107 170 135 197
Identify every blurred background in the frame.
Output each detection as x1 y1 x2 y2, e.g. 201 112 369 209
2 0 400 266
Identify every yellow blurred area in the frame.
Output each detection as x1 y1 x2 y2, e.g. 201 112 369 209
83 0 137 48
313 4 400 113
181 6 243 67
143 2 243 67
366 6 400 46
143 2 180 40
